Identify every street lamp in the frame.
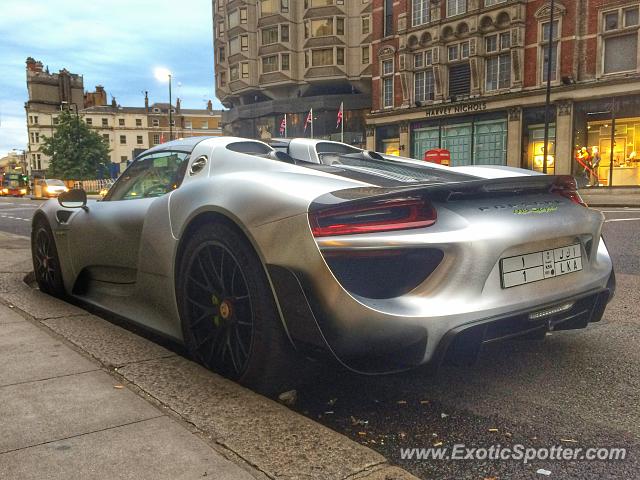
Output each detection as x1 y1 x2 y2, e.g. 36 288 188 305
154 67 173 141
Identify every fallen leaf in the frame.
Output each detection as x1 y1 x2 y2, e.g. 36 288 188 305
358 431 367 436
488 428 499 433
420 400 430 405
397 400 407 405
560 439 578 443
113 385 124 389
433 441 443 447
536 468 551 476
441 413 449 418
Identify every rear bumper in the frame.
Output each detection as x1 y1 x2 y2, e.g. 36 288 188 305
433 282 613 368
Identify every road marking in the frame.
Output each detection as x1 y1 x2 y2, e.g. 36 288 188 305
600 209 640 213
605 217 640 223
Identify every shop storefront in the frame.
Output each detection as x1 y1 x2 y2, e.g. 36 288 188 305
376 125 401 156
410 112 508 166
574 96 640 187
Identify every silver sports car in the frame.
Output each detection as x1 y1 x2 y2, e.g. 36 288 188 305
32 136 615 391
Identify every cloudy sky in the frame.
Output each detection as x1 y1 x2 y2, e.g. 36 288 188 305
0 0 222 158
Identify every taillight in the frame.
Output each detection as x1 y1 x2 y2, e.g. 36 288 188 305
551 176 587 207
309 197 437 237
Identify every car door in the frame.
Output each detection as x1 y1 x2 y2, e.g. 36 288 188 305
65 150 190 284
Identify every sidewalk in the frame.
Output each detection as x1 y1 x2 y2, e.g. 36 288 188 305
0 243 257 479
0 231 418 480
579 187 640 207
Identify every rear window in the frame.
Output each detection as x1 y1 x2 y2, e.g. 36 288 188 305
317 153 477 184
316 142 361 156
46 179 65 186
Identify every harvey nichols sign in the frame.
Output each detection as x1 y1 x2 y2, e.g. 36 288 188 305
425 101 488 118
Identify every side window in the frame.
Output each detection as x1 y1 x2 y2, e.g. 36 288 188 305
106 151 190 201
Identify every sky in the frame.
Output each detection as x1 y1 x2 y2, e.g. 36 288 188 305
0 0 222 158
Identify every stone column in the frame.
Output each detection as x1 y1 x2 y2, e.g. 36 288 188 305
507 107 522 168
399 121 410 157
366 125 376 151
555 100 574 175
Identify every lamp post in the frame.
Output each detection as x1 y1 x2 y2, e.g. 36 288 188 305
154 67 173 141
542 0 556 174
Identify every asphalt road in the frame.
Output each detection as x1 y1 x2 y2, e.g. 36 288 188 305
1 196 639 479
292 208 640 480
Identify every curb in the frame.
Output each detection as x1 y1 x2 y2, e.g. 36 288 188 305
4 265 419 480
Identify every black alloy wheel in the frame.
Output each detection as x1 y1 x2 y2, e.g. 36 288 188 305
32 220 65 296
177 222 299 394
184 241 254 377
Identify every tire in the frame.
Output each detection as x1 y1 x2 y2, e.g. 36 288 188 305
177 222 299 395
31 219 66 297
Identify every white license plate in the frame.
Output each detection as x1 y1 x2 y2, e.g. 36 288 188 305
500 243 583 289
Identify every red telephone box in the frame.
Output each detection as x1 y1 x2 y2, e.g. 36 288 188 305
424 148 451 166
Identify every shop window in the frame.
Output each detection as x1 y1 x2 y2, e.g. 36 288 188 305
527 125 556 175
474 120 507 165
443 124 473 166
412 127 439 159
412 0 429 27
414 69 435 103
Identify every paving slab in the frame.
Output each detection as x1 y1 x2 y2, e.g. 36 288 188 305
0 284 86 319
120 355 387 480
0 416 257 480
0 320 97 387
0 370 161 453
43 314 176 368
0 303 25 324
355 466 422 480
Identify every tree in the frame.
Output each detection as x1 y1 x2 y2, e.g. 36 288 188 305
40 110 110 180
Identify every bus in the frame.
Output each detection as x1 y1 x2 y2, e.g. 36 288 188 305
0 173 29 197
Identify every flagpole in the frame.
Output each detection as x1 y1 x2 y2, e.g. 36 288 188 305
284 114 287 137
311 108 314 139
341 108 344 143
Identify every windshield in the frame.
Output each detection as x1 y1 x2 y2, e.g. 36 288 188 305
46 179 65 186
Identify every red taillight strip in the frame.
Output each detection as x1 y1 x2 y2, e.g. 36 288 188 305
309 197 437 237
550 176 587 207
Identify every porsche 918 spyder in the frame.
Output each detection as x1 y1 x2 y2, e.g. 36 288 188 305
31 136 615 392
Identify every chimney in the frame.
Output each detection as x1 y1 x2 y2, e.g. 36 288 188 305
207 100 213 111
176 98 181 112
144 91 149 111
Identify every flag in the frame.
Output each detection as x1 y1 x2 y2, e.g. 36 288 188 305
304 108 313 132
160 133 165 144
279 115 287 136
336 102 343 129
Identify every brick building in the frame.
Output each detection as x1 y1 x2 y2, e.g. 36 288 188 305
367 0 640 187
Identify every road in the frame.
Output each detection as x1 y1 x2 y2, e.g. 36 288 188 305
1 196 639 479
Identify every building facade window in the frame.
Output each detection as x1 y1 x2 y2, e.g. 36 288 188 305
260 0 277 16
362 16 370 34
447 0 466 17
412 0 429 27
86 118 92 125
384 0 393 36
281 54 289 71
414 69 435 103
262 55 279 73
601 6 639 75
485 32 512 91
137 135 143 144
540 19 559 83
153 119 160 127
310 18 333 37
312 48 334 66
136 118 142 127
120 135 126 144
153 134 160 145
337 48 345 65
382 59 394 108
119 118 125 126
242 62 250 77
362 46 370 64
230 64 239 80
102 118 108 127
262 26 279 45
449 62 471 98
484 0 506 6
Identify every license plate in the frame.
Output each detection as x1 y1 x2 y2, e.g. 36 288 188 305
500 243 583 289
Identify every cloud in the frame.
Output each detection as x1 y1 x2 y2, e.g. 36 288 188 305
0 0 223 157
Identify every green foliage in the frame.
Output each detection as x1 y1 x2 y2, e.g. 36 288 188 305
40 110 110 180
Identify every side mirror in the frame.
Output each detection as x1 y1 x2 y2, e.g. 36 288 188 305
58 189 88 210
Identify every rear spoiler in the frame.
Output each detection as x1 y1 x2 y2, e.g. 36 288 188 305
310 175 585 211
